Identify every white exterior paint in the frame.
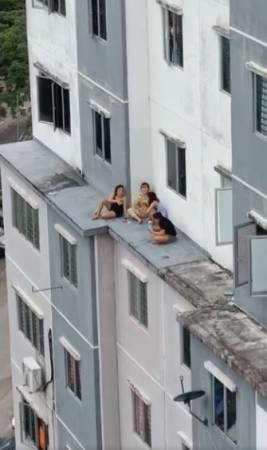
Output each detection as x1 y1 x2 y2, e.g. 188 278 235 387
125 0 232 269
26 0 82 169
1 166 54 448
114 243 193 449
256 398 267 450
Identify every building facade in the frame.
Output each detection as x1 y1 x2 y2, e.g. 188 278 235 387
2 1 267 450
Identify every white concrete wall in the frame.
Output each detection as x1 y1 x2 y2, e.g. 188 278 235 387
1 165 54 448
114 243 193 449
26 0 82 169
125 0 153 196
256 395 267 450
126 0 232 269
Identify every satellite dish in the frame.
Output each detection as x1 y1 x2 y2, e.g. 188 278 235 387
173 390 206 404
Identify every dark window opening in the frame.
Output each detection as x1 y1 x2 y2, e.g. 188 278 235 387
37 76 71 134
182 327 191 368
213 376 237 443
164 9 183 67
221 36 231 94
91 0 107 40
166 138 186 198
256 74 267 137
93 110 111 163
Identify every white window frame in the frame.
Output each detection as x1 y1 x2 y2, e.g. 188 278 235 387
164 134 187 199
249 236 267 297
20 399 48 450
12 188 40 249
16 292 45 356
91 104 111 164
127 270 148 328
235 222 257 287
60 337 82 400
215 187 233 246
55 225 78 288
159 2 183 68
131 385 152 447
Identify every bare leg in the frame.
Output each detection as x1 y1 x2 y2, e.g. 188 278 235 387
92 199 111 219
152 234 170 244
127 208 142 224
100 210 116 220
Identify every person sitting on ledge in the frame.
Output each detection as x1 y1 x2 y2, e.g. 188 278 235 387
92 184 127 220
147 191 168 219
127 182 150 224
149 212 177 244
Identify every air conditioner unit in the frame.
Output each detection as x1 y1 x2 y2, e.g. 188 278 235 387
23 357 42 393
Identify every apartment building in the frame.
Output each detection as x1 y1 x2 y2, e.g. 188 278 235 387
3 1 267 450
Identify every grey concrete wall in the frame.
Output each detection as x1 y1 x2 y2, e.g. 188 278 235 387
231 2 267 326
76 0 128 100
231 30 267 193
47 207 102 449
231 0 267 44
233 180 267 327
78 77 130 195
191 337 256 450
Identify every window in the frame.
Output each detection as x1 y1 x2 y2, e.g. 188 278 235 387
162 8 183 67
255 74 267 137
182 327 191 369
213 376 237 443
60 235 78 287
215 186 233 245
128 271 148 327
132 390 151 447
221 36 231 93
17 294 44 356
20 400 48 450
91 0 107 40
65 349 82 400
34 0 66 16
93 110 111 163
166 138 186 197
235 222 257 286
51 0 66 15
38 76 71 134
12 189 39 249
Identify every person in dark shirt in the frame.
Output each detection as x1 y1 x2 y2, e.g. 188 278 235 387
150 212 177 244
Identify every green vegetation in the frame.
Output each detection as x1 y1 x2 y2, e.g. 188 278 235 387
0 0 29 117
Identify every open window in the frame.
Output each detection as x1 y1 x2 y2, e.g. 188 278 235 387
215 187 233 245
249 236 267 296
235 222 257 287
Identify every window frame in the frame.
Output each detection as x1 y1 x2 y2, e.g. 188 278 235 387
37 75 71 134
132 389 151 447
254 73 267 138
128 270 148 328
181 326 191 369
17 293 45 356
234 222 257 287
212 375 237 444
12 189 40 250
90 0 107 41
92 108 111 164
215 187 233 246
60 235 78 288
161 6 184 68
20 399 49 450
165 136 187 199
249 235 267 297
220 35 231 94
64 349 82 400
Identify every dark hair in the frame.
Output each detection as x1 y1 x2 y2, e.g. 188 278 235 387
153 212 163 220
113 184 124 197
140 182 150 189
148 191 159 205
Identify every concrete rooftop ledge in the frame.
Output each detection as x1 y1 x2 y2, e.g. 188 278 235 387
178 304 267 398
0 139 232 307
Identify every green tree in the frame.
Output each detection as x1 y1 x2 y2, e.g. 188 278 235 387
0 0 29 117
